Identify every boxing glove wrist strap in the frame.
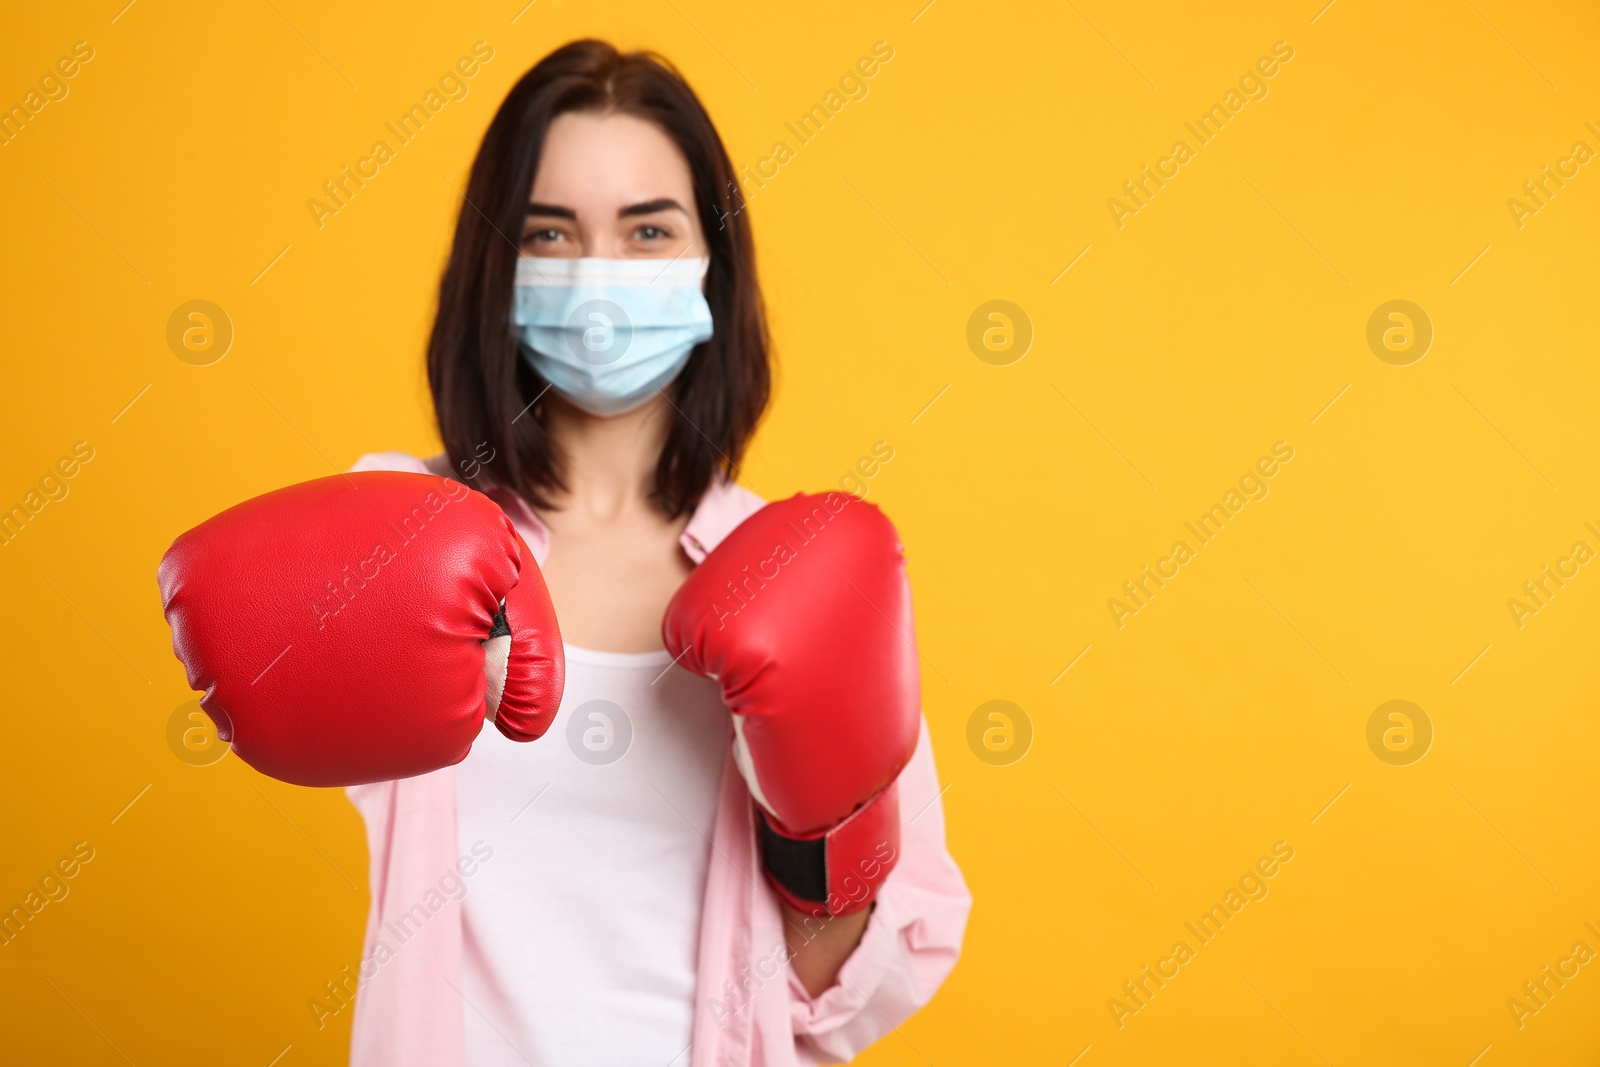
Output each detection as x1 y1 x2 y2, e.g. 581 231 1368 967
757 778 901 918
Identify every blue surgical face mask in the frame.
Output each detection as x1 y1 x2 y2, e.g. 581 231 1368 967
511 256 714 417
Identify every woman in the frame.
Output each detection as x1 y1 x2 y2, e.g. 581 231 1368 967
346 40 969 1066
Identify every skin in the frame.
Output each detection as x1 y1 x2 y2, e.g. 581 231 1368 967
521 110 868 998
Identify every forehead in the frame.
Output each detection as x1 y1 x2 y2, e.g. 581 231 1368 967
530 111 695 207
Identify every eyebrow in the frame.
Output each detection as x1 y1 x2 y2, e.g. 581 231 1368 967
618 198 687 218
525 198 688 220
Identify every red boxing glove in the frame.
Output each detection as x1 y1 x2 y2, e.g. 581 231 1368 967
158 471 564 787
663 492 920 916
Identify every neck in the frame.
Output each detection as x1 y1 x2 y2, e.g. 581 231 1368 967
542 393 673 520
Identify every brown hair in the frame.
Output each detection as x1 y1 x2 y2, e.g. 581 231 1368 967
427 39 770 518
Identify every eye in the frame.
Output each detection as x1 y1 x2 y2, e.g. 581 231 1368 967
523 227 564 246
634 224 670 241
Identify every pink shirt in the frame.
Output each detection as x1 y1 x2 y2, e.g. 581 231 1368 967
342 451 971 1067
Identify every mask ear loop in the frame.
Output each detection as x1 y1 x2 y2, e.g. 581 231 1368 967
515 339 549 425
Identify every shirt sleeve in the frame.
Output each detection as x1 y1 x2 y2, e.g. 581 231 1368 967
349 451 437 475
786 716 971 1062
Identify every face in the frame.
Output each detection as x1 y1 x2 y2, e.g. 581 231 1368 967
522 110 704 260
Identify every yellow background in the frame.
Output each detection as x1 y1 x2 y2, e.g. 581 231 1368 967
2 0 1597 1063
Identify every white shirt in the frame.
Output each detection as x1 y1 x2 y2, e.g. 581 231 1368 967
457 644 731 1066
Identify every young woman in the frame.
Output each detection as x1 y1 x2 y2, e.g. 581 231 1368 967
345 41 969 1066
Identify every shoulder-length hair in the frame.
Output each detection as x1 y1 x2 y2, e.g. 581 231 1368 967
427 39 769 518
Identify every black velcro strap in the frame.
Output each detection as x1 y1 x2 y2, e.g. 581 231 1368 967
757 810 826 905
487 601 511 639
